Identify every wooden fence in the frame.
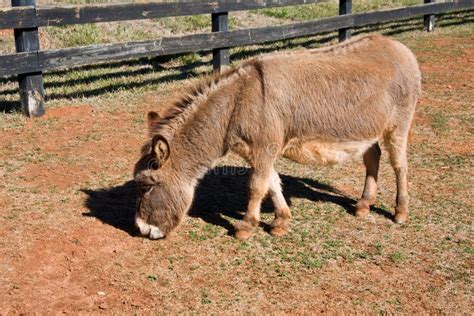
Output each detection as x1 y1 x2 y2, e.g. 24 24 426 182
0 0 473 116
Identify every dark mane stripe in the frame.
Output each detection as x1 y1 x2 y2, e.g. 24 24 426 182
149 63 247 136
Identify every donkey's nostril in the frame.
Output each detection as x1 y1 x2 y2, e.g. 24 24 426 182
135 217 150 236
135 217 164 239
149 226 164 239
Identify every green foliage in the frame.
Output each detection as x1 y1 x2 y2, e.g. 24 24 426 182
353 0 422 12
426 111 449 135
297 251 323 269
257 0 422 21
188 223 221 241
44 22 153 48
57 24 101 47
160 15 211 33
256 3 338 21
463 247 474 255
178 53 201 66
389 251 407 263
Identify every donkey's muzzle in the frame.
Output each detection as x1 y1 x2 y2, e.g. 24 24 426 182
135 217 165 240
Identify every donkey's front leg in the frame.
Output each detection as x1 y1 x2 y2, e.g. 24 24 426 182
234 166 272 240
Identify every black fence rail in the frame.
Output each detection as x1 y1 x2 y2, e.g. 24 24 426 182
0 0 473 116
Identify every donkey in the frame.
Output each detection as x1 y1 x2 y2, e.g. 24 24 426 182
133 34 421 240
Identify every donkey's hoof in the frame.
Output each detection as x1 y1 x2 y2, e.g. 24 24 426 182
355 207 370 218
270 218 290 237
270 226 289 237
355 199 371 218
394 212 408 224
234 221 254 240
235 229 253 240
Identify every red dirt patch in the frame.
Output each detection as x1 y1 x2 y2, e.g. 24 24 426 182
43 104 94 119
444 139 474 155
0 29 13 38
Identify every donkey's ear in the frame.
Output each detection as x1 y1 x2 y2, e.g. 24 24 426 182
152 134 170 162
147 111 161 133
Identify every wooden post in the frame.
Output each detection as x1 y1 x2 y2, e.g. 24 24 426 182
338 0 352 42
424 0 435 32
211 12 229 72
12 0 45 117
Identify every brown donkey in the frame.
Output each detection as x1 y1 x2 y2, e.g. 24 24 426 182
133 34 421 240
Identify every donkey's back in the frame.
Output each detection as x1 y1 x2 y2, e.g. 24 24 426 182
256 34 420 142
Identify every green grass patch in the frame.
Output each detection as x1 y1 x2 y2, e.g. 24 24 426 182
44 23 153 49
188 223 222 241
427 111 449 135
463 246 474 255
48 24 102 47
255 2 338 21
256 0 422 21
178 53 202 66
389 251 407 263
159 15 211 33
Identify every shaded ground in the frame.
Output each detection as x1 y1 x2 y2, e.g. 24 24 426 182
0 22 473 313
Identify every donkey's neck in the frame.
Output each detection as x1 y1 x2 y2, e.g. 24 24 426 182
168 81 239 183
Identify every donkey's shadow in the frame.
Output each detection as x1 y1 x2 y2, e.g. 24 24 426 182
82 166 392 236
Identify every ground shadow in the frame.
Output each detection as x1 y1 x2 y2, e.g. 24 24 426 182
82 166 393 236
82 181 138 236
0 100 21 113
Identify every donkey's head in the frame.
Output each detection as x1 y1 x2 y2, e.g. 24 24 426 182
133 111 194 239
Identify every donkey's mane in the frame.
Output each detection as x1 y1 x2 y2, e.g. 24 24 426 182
307 33 378 54
157 74 221 128
142 62 255 156
260 33 378 60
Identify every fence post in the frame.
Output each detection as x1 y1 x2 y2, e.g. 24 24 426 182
338 0 352 42
211 12 229 72
12 0 45 117
424 0 435 32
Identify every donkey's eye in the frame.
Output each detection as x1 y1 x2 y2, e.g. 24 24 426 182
139 184 153 194
150 161 159 170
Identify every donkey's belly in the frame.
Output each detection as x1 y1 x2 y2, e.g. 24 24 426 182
282 138 376 165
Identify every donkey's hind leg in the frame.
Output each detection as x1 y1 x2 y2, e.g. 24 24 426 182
234 162 273 240
355 143 381 218
385 129 410 224
268 169 292 237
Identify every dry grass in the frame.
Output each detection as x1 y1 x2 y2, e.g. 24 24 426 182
0 4 473 314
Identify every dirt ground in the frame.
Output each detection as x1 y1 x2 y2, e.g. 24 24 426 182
0 25 473 313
